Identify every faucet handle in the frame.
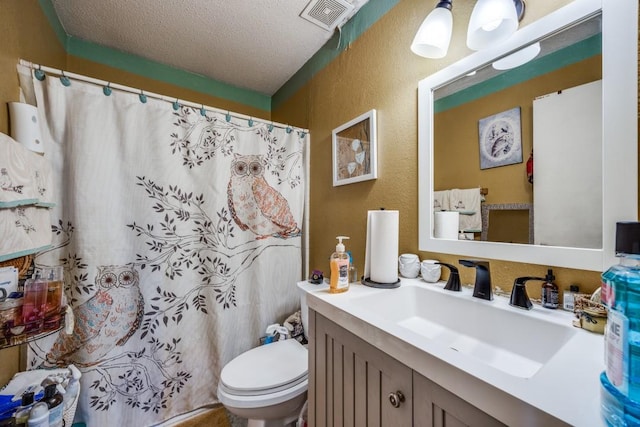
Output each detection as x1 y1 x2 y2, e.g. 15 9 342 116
459 259 489 270
436 263 461 292
510 276 546 310
459 259 492 300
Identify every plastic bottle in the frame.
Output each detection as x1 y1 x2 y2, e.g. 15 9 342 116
562 284 579 311
329 236 350 294
27 402 49 427
63 365 81 413
22 275 47 333
347 251 358 284
42 267 63 331
39 383 63 427
540 268 558 309
601 222 640 425
14 392 35 427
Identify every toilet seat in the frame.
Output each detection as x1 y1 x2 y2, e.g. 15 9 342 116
218 339 308 409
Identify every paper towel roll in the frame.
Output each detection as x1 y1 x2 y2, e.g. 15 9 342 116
434 211 459 240
364 210 399 284
9 102 44 154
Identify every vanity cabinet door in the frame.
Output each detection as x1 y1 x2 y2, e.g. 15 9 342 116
310 311 413 427
413 372 505 427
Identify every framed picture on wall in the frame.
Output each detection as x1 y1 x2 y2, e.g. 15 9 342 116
478 107 523 170
332 109 378 186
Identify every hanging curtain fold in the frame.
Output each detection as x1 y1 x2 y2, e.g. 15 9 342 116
19 64 307 426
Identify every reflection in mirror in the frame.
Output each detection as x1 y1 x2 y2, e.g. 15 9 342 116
418 0 638 271
433 14 601 249
481 203 533 244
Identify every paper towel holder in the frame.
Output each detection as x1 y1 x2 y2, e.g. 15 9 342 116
361 276 401 289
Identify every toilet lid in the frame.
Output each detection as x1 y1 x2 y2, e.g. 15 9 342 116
220 339 308 395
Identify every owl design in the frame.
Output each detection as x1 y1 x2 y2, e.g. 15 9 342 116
227 153 300 239
14 207 35 233
45 264 144 367
1 168 23 194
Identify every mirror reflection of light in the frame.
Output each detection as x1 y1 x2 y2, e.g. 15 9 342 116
492 42 541 70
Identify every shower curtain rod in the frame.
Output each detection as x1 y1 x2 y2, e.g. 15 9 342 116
19 59 309 133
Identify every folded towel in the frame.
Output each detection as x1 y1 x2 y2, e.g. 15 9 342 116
0 133 54 208
433 190 450 211
0 206 52 262
450 188 482 232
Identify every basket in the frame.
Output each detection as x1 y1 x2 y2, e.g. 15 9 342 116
0 254 33 279
573 295 607 334
62 383 80 427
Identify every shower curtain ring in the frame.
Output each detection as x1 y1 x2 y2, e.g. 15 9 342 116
172 99 181 111
286 125 292 134
59 71 71 87
200 105 207 116
34 65 45 81
103 82 112 96
268 123 274 132
248 118 254 127
139 90 147 104
225 112 232 122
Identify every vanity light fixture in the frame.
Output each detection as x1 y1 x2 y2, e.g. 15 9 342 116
410 0 453 59
467 0 526 51
492 41 540 70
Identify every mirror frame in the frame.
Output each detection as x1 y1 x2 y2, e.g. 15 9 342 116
418 0 637 271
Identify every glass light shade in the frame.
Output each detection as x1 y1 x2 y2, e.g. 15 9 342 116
411 7 453 59
467 0 518 51
492 42 541 70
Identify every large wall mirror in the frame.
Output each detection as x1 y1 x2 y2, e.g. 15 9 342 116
418 0 637 271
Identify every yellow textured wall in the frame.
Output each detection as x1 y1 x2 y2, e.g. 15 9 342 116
273 0 604 300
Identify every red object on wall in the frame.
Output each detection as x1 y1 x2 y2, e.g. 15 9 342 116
526 151 533 184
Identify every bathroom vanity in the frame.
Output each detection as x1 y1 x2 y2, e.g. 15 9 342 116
298 279 604 426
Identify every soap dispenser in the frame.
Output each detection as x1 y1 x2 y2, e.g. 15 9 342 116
541 268 559 309
329 236 350 294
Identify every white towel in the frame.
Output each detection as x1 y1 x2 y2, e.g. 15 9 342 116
0 205 52 262
433 190 450 211
450 188 482 232
0 133 54 207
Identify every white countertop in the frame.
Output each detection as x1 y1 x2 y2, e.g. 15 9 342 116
298 278 605 427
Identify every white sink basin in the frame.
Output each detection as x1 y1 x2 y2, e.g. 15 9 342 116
349 284 577 378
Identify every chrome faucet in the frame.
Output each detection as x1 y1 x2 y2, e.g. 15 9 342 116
436 262 461 291
509 276 546 310
459 259 492 300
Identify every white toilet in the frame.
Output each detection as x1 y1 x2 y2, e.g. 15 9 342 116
218 290 310 427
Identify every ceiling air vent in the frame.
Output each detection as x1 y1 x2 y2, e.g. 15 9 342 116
300 0 355 31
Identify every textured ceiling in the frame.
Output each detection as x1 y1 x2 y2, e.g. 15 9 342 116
51 0 368 96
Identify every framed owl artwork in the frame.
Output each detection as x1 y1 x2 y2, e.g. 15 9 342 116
332 109 378 186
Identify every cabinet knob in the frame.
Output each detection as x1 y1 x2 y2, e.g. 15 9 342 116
388 390 405 408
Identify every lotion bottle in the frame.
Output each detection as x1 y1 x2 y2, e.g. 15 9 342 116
27 402 49 427
14 392 35 427
329 236 350 294
39 383 63 427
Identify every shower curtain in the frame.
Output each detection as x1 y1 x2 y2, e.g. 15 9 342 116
20 66 307 426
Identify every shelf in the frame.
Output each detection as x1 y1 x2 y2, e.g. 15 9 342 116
0 324 64 350
0 309 66 350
